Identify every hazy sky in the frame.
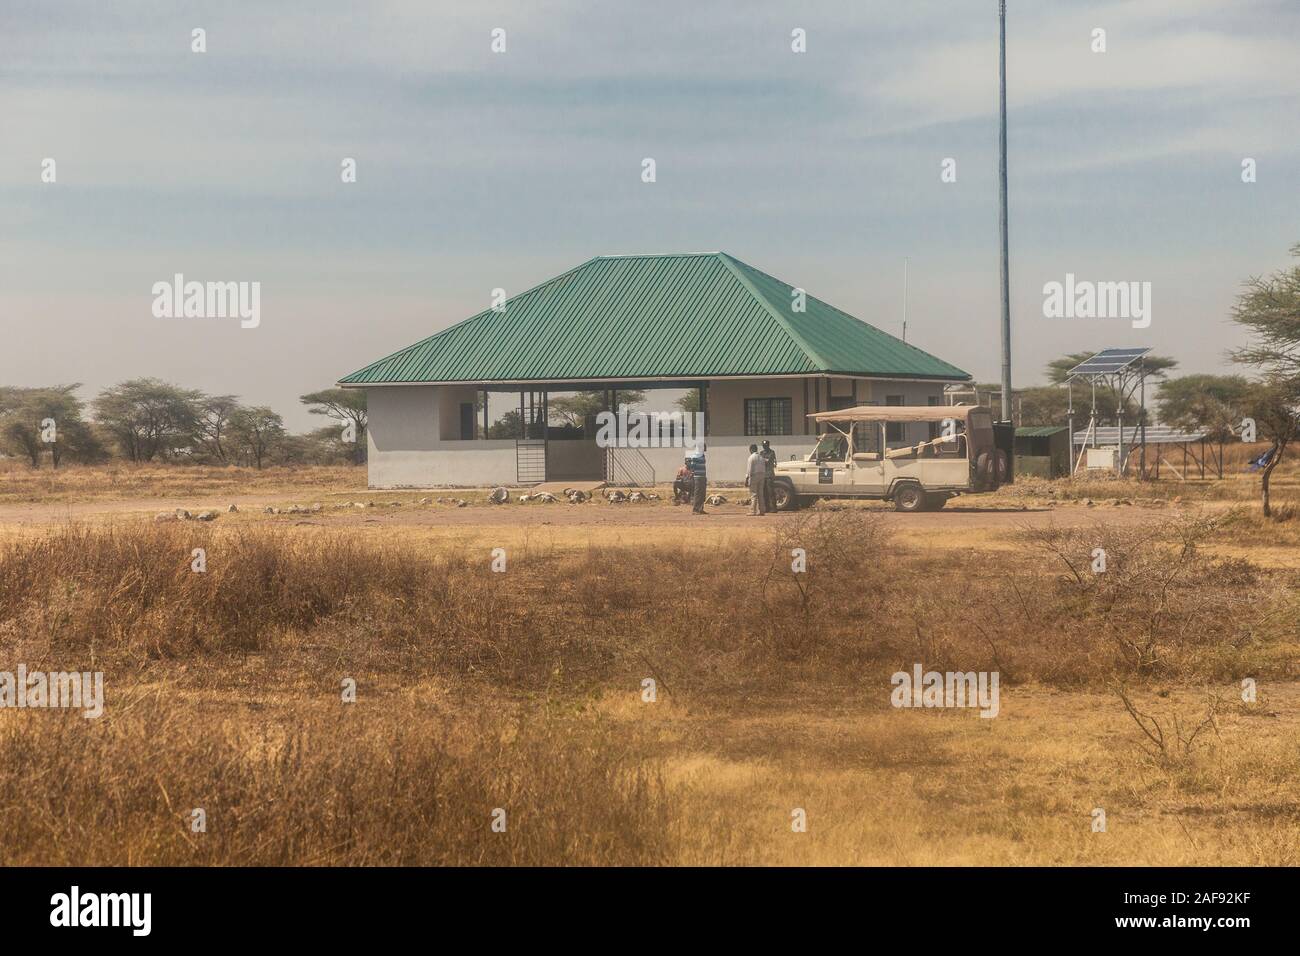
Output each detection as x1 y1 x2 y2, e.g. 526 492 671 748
3 0 1298 430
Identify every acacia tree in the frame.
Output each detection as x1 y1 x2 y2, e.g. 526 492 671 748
1240 381 1300 516
1232 243 1300 516
300 388 367 464
197 394 241 462
675 388 702 414
1155 374 1252 442
548 390 647 430
0 385 102 468
93 379 202 461
229 406 285 469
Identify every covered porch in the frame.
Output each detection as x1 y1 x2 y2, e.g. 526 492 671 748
364 374 953 488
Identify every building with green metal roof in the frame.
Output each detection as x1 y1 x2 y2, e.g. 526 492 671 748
340 252 973 487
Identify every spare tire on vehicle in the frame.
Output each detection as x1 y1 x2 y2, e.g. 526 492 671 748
994 450 1010 485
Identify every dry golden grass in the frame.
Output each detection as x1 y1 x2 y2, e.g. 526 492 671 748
0 696 676 865
0 460 364 505
0 505 1298 865
991 452 1298 505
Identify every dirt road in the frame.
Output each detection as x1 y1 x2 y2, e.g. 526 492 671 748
0 491 1184 554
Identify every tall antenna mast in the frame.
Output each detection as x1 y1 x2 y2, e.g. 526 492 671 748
902 256 909 343
998 0 1013 421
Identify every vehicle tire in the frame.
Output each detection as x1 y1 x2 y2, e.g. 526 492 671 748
772 478 800 512
925 492 948 510
994 450 1010 485
974 451 993 490
893 483 926 513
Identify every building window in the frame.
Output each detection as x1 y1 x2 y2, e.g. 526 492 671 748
459 402 475 440
745 397 792 436
885 395 904 443
927 395 942 439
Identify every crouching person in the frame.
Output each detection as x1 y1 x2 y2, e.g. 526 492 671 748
672 464 693 505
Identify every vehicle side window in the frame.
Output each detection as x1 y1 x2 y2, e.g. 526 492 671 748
852 422 881 456
936 423 966 457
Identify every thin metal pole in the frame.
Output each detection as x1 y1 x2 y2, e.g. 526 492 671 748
998 0 1012 422
1066 379 1074 477
1138 358 1146 479
1115 375 1124 477
902 257 909 343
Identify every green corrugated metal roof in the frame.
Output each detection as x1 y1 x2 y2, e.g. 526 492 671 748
339 252 970 386
1015 426 1069 437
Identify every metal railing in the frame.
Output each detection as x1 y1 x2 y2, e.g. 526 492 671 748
606 446 655 487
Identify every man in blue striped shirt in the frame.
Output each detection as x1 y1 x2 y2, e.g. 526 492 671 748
686 446 707 515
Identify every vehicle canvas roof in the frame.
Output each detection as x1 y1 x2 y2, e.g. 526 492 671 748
807 404 985 424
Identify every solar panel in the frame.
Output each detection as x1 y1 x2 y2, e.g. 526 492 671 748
1068 347 1150 377
1072 425 1206 445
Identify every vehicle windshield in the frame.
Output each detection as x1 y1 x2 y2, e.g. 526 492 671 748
813 432 848 462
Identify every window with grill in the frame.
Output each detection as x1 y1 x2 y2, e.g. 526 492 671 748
744 397 792 436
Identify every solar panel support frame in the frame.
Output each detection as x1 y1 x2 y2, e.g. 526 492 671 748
1065 348 1153 479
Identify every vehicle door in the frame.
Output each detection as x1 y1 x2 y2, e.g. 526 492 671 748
809 429 852 491
922 415 974 489
849 421 887 494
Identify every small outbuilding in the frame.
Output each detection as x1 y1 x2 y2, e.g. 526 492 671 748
1014 425 1070 478
340 252 972 488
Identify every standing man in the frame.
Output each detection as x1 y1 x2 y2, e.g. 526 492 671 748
745 444 766 516
760 439 777 512
687 443 707 515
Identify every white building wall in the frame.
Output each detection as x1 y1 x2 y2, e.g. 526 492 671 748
366 385 517 487
633 435 817 486
363 378 955 489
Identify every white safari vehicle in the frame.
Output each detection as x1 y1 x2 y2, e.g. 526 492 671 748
770 405 1011 512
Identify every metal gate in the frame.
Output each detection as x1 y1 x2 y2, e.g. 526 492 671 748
606 446 655 487
516 439 546 484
